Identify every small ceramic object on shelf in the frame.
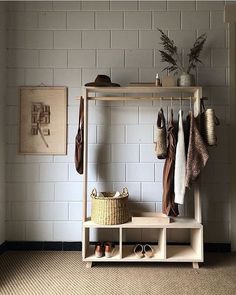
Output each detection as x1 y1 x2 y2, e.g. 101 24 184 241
155 73 162 87
178 72 195 87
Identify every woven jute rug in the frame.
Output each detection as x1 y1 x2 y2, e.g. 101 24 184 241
0 251 236 295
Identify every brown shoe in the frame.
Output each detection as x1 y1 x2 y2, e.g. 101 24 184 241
104 242 114 258
95 242 104 258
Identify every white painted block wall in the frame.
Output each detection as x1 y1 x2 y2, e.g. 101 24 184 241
5 1 230 243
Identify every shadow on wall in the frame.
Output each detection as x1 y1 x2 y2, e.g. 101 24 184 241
201 112 230 243
94 100 110 184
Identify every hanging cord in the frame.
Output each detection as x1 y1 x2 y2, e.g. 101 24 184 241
169 97 173 123
200 98 206 113
167 104 169 123
160 96 163 109
180 94 182 111
190 96 193 112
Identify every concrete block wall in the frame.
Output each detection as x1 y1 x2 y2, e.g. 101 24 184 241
0 2 6 245
5 1 230 243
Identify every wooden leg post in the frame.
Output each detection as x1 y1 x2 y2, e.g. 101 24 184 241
192 262 199 269
86 262 93 268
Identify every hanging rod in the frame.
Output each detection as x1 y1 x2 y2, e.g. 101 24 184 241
82 96 208 101
86 96 194 101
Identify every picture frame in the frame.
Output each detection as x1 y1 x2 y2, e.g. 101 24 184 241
19 86 68 155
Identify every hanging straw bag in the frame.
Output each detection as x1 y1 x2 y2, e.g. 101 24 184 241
200 100 220 146
91 188 129 225
155 108 167 159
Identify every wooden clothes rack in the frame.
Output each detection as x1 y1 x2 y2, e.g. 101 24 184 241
80 86 203 269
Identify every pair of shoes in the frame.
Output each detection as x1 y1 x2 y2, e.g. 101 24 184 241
95 242 114 258
133 244 154 258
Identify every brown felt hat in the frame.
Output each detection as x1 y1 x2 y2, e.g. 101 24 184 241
85 75 120 87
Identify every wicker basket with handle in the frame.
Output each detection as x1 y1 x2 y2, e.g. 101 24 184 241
91 187 129 225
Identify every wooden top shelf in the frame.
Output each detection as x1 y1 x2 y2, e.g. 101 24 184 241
84 217 202 229
77 86 202 101
84 86 202 93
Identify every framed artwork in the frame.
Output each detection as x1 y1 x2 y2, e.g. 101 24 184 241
19 87 67 155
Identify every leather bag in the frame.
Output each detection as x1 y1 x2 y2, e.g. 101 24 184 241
75 96 84 174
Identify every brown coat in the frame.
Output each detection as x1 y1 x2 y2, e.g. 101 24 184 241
162 109 179 217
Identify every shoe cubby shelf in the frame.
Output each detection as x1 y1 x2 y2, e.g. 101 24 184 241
166 245 200 261
81 86 203 269
83 227 203 263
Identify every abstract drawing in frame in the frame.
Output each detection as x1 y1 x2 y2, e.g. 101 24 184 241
19 87 67 155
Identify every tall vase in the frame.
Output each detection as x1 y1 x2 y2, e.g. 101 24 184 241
178 72 195 87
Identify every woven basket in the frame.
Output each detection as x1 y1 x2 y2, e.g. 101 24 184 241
203 109 218 146
91 188 129 225
155 108 167 159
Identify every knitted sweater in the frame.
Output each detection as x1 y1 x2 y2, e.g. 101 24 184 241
185 111 209 188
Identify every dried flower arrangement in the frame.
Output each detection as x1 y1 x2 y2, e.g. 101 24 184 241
158 29 207 75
